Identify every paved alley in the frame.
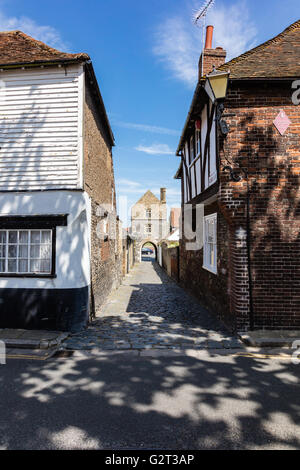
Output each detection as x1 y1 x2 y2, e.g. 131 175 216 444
64 260 242 351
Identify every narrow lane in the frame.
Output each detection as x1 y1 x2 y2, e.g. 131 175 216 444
64 259 243 351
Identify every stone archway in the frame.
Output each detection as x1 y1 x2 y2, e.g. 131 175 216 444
134 238 158 263
141 240 158 261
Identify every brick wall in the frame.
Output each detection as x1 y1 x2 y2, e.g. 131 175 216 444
84 82 122 316
219 80 300 330
180 201 233 329
199 47 227 78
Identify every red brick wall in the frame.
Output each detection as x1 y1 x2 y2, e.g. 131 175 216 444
219 80 300 330
199 48 226 78
180 201 233 329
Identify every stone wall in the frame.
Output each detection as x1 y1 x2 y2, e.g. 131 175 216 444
84 81 122 317
161 243 180 282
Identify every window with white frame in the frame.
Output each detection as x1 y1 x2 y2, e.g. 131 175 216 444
0 229 53 275
189 135 195 164
146 208 152 219
145 223 152 234
203 214 217 274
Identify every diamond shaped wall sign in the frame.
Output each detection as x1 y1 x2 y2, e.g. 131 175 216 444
273 110 291 135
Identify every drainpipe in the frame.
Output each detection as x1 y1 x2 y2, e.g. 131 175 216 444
245 170 255 331
223 165 255 331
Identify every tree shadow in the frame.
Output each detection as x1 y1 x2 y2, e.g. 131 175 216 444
0 351 299 449
220 97 300 329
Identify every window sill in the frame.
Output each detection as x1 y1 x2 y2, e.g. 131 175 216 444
202 265 218 276
0 274 57 279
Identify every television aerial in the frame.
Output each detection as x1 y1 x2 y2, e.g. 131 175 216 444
193 0 215 77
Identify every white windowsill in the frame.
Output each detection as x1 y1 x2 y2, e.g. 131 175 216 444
202 264 218 275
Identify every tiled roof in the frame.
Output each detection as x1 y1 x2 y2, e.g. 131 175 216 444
218 20 300 79
0 30 89 66
136 190 160 206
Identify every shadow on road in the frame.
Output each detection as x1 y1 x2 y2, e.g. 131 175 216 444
0 351 299 449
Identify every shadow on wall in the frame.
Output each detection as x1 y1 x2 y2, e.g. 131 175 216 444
223 110 300 328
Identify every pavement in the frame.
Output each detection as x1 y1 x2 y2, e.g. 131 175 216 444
239 330 300 348
0 329 69 360
63 259 244 353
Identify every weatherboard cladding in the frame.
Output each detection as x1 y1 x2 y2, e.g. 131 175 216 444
0 64 83 190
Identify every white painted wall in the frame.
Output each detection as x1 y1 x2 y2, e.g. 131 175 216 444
183 102 217 202
166 228 180 242
0 64 84 190
0 191 91 290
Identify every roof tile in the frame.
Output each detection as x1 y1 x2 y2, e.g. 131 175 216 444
218 20 300 79
0 30 89 66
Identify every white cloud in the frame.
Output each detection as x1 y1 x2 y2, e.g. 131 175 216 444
0 8 68 51
153 0 257 88
135 143 175 156
113 120 180 137
116 178 142 188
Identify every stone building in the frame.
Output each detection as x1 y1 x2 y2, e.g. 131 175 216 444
176 21 300 332
0 31 121 332
131 189 168 261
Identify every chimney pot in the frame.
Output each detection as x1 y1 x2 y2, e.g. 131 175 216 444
198 27 227 79
160 188 166 204
205 25 214 49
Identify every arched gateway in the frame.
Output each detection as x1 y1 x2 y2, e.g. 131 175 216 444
141 240 158 260
131 189 168 263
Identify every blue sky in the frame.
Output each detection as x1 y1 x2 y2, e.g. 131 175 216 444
0 0 299 225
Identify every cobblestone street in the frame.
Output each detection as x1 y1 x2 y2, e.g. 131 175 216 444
64 259 243 352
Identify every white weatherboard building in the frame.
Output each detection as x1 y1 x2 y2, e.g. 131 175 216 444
0 31 117 332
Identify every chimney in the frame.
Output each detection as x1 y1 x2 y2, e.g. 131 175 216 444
199 26 227 79
160 188 166 204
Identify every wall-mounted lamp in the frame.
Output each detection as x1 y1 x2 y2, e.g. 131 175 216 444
205 68 230 104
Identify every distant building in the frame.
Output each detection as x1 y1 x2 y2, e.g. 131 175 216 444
131 189 168 260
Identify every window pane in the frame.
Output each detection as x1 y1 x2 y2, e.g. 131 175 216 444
0 229 53 276
40 245 51 259
8 260 17 273
19 245 28 258
31 232 40 244
30 245 40 258
8 245 17 258
8 231 17 243
19 231 28 243
41 231 51 244
30 259 40 273
0 260 5 272
18 260 28 273
40 260 51 273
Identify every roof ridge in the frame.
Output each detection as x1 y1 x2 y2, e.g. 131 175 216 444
218 19 300 73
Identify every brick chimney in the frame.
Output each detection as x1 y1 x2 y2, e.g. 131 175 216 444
199 26 227 79
160 188 166 204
